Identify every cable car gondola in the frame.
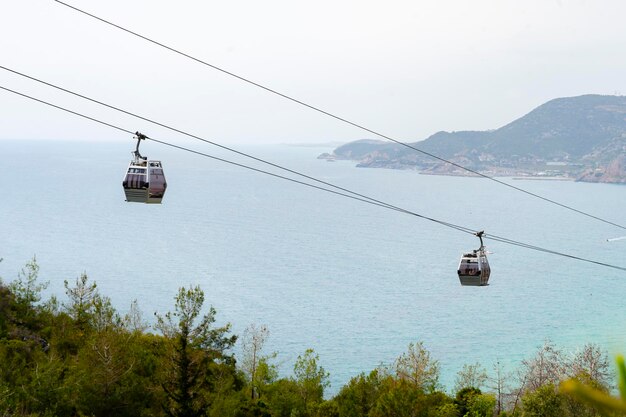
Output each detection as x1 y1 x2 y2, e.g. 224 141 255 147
122 132 167 204
457 231 491 286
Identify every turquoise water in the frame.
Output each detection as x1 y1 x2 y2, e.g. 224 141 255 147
1 139 625 393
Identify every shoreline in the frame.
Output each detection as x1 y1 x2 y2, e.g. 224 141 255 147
324 157 625 184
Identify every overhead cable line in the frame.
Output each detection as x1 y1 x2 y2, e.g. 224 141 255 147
54 0 626 232
4 65 619 272
2 84 625 272
0 84 475 236
0 64 421 216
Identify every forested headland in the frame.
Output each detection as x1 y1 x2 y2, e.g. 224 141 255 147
0 257 621 417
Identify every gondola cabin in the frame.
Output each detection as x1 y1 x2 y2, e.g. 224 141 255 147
122 132 167 204
457 231 491 286
123 159 167 204
457 249 490 286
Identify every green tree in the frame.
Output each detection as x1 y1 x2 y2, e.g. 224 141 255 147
454 362 488 393
432 402 460 417
264 378 302 417
314 400 339 417
0 259 57 416
21 352 73 417
465 393 496 417
394 341 440 393
156 285 237 417
8 256 48 311
0 283 16 339
455 387 482 416
72 328 147 416
63 272 98 332
0 339 38 410
293 348 330 416
369 379 423 417
368 378 453 417
521 384 564 417
334 369 384 417
7 257 49 337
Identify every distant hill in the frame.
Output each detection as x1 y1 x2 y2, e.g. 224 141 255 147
321 95 626 183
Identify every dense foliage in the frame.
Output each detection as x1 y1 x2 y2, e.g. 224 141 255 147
0 258 618 416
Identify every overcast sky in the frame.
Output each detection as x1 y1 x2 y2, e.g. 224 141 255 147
2 0 626 145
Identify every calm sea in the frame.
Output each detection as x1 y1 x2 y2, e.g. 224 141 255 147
1 139 625 393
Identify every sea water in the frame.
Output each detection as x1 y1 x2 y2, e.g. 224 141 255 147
1 139 625 393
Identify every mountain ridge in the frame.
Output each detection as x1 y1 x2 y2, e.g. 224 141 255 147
321 94 626 183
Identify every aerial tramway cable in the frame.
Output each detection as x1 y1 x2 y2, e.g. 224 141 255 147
53 0 626 232
7 63 621 265
1 84 625 273
0 65 423 215
0 83 475 235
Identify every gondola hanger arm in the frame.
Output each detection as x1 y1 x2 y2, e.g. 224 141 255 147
133 131 148 161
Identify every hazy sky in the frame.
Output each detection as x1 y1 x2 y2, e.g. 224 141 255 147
2 0 626 145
